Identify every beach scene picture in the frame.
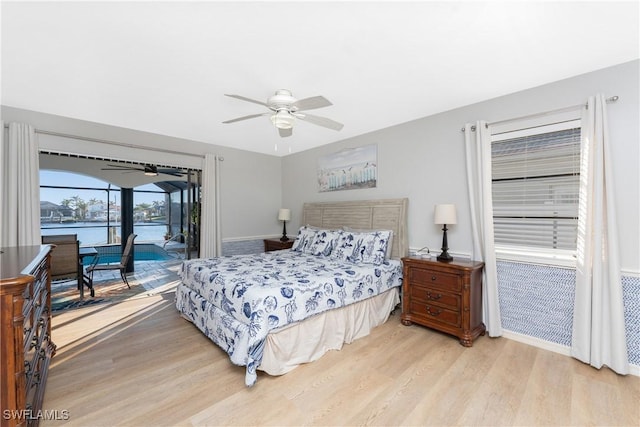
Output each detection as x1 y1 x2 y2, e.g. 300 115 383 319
317 144 377 192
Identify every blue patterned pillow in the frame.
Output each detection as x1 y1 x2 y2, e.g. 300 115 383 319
348 230 392 265
307 230 341 256
343 227 394 260
330 230 358 262
291 226 317 253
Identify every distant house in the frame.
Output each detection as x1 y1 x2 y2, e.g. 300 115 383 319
40 201 75 223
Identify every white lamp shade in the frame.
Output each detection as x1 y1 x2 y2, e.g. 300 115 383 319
278 208 291 221
434 204 457 225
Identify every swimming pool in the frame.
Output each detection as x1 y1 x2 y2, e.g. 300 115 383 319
81 243 173 265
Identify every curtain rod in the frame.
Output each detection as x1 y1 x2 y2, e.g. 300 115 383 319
2 126 206 159
461 95 619 132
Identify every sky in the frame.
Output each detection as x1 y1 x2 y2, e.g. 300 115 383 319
40 170 166 207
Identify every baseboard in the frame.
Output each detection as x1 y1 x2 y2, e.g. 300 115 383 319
222 235 278 243
502 330 639 377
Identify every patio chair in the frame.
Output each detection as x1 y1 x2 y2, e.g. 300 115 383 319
86 233 137 295
42 234 80 282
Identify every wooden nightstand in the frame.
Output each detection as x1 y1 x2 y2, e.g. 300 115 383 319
401 256 485 347
263 238 294 252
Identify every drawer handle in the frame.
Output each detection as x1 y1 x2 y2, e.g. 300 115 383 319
426 306 441 316
431 275 437 281
426 292 442 301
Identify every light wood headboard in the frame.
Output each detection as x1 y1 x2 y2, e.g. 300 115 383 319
301 198 408 260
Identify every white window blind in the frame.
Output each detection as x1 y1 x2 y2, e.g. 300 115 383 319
491 120 581 259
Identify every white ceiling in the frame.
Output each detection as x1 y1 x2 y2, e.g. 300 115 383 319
2 1 638 157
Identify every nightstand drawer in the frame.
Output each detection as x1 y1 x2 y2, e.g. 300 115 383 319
408 268 461 292
409 285 460 310
264 239 294 252
408 301 461 328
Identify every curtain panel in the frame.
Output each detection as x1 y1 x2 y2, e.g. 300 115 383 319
1 122 41 247
199 153 222 258
464 121 503 337
572 94 628 374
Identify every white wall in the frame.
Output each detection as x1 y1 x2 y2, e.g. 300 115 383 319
281 60 640 273
3 60 638 267
1 106 283 240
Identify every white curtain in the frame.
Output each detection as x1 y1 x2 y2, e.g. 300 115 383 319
199 153 222 258
464 121 502 337
571 94 628 374
0 122 41 247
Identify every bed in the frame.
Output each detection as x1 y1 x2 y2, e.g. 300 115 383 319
175 198 408 386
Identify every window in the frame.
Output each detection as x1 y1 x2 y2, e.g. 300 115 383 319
491 118 581 264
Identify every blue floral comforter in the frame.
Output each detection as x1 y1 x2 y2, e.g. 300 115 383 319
175 250 402 386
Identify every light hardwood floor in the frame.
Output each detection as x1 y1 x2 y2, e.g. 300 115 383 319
42 292 639 426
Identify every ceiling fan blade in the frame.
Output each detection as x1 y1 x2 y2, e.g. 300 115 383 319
293 96 332 111
222 113 269 124
101 166 144 171
157 169 185 177
295 113 344 131
278 127 293 138
104 164 131 169
224 94 268 107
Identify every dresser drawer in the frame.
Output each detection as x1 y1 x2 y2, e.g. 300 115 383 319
408 268 461 292
408 300 461 328
409 285 460 310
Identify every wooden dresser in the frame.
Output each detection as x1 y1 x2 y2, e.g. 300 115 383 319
401 256 485 347
263 238 294 252
1 245 56 427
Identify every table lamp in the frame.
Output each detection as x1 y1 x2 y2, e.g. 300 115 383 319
434 204 457 262
278 208 291 242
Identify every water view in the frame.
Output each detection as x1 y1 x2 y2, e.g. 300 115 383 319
42 222 168 246
39 169 196 250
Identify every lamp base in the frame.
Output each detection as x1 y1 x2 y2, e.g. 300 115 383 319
280 221 288 242
438 224 453 262
437 251 453 262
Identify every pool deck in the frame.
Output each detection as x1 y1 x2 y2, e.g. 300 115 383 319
50 254 199 310
89 258 183 291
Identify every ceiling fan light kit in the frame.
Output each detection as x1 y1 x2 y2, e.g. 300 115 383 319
223 89 343 137
270 110 294 129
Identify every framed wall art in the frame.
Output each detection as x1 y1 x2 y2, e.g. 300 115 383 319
317 144 377 192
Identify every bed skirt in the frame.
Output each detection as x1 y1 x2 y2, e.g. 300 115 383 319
260 287 400 375
176 283 399 382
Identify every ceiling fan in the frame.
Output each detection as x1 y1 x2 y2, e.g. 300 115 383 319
222 89 344 137
101 164 186 177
